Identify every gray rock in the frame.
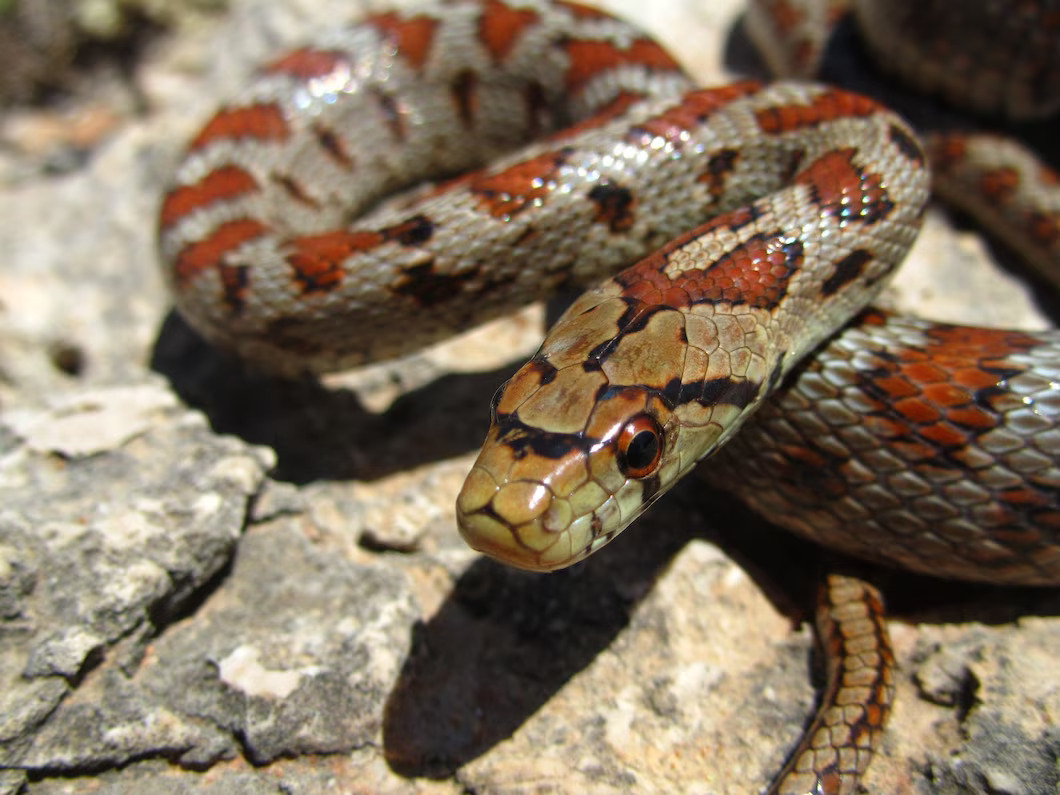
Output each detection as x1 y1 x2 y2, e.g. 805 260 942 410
0 0 1056 793
0 385 272 773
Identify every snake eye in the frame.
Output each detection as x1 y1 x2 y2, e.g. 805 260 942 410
616 415 663 479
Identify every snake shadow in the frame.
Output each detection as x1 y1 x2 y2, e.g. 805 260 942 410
150 309 526 483
380 479 766 778
150 292 587 483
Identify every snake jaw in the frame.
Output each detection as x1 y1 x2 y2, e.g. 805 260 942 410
455 468 590 572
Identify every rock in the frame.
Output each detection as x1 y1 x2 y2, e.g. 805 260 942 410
0 383 272 773
0 0 1056 793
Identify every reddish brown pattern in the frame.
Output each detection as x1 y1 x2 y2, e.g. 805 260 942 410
615 274 694 311
853 324 1051 458
630 82 761 144
286 217 433 294
265 49 348 80
755 90 879 134
670 231 801 309
367 12 439 71
562 38 681 94
285 231 359 293
980 166 1020 202
468 150 570 218
189 104 289 152
1029 211 1060 249
160 166 259 228
478 0 540 62
796 149 892 224
173 219 268 285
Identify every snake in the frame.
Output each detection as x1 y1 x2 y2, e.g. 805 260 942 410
157 0 1060 791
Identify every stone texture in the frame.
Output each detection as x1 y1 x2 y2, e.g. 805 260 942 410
0 0 1056 793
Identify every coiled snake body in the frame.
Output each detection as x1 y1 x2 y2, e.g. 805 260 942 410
159 0 1060 791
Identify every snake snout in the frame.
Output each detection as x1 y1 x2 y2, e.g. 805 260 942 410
456 468 592 572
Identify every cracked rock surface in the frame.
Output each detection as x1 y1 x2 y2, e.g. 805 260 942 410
0 0 1058 793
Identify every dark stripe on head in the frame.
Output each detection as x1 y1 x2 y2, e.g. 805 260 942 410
698 377 761 408
526 355 559 384
496 415 594 460
662 376 764 408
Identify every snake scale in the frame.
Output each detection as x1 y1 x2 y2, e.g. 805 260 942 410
158 0 1060 791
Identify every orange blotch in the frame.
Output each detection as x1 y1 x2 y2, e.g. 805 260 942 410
563 38 681 93
917 422 966 449
633 83 761 144
872 375 919 400
160 166 260 229
901 361 946 385
951 365 1003 391
673 231 800 309
368 12 439 71
265 48 348 80
921 382 972 408
945 406 998 431
173 219 269 285
286 230 379 293
190 104 290 151
893 397 941 424
469 151 568 218
979 166 1019 202
479 0 539 62
755 90 879 134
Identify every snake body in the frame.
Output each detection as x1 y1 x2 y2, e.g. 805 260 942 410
159 0 1060 791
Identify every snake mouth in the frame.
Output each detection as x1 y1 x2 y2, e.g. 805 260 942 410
455 467 594 572
457 511 565 572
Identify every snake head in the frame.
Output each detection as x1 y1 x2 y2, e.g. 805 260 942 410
456 364 678 571
456 284 752 571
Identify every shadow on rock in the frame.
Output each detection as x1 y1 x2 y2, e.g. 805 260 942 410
381 485 706 777
150 310 523 483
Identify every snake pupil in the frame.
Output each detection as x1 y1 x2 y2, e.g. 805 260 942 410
628 432 658 468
